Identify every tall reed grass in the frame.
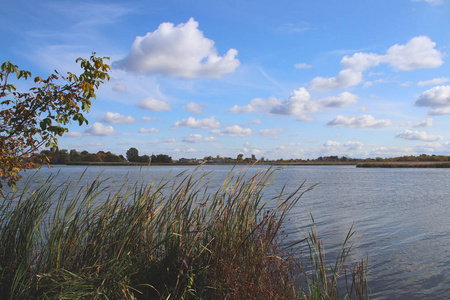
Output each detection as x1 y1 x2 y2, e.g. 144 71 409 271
0 167 367 299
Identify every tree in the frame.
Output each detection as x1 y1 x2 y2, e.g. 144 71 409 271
151 154 172 163
139 155 150 164
126 147 139 162
0 53 110 190
237 153 243 162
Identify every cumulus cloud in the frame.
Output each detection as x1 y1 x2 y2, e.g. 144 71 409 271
270 87 315 115
84 123 117 136
181 134 217 143
310 36 443 91
113 18 240 78
211 125 252 137
271 89 358 120
294 62 312 69
310 69 363 91
413 118 433 128
327 115 393 128
139 128 160 133
414 85 450 115
317 92 359 108
417 77 449 86
183 134 203 143
395 130 443 141
100 112 137 124
260 129 283 136
229 96 280 114
384 36 443 71
137 97 172 111
231 88 358 121
341 52 382 71
173 116 221 129
183 102 204 114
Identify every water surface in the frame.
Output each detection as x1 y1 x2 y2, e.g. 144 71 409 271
12 165 450 299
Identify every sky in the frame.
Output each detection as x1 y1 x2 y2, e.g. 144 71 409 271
1 0 450 160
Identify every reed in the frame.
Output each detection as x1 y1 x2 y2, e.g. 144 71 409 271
0 167 368 299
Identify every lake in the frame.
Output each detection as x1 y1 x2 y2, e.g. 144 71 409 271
11 164 450 299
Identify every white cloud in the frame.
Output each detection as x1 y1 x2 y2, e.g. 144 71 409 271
413 118 433 128
270 87 315 115
113 18 240 78
229 96 281 113
248 119 262 124
112 83 127 93
383 36 443 71
162 137 177 143
173 116 221 129
310 69 363 91
327 115 393 128
321 140 366 157
65 131 83 138
395 130 443 141
260 128 283 136
232 88 358 121
294 62 312 69
181 134 216 143
100 112 137 124
341 52 382 71
311 36 443 91
183 102 204 114
204 136 217 142
271 89 358 120
417 77 450 86
211 125 252 137
318 92 359 108
174 148 197 153
139 128 160 133
84 123 117 136
414 85 450 115
183 134 203 143
142 116 157 121
137 97 172 111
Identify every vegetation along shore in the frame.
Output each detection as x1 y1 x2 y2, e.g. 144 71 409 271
1 168 368 299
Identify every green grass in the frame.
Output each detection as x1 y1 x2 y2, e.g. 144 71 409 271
0 167 368 299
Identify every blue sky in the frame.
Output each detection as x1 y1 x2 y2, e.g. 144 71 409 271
1 0 449 159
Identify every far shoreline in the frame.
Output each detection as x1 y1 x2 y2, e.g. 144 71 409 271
58 161 450 168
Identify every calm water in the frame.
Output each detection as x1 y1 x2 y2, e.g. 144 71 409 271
11 165 450 299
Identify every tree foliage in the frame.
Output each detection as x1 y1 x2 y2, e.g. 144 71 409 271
0 53 110 190
126 147 139 162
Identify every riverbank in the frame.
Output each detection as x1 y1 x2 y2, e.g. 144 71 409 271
65 161 358 166
356 161 450 168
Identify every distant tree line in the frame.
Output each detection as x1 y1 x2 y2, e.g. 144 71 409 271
35 149 126 164
126 148 172 164
29 147 173 165
30 150 450 166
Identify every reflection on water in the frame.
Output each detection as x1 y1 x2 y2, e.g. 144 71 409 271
10 164 450 299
